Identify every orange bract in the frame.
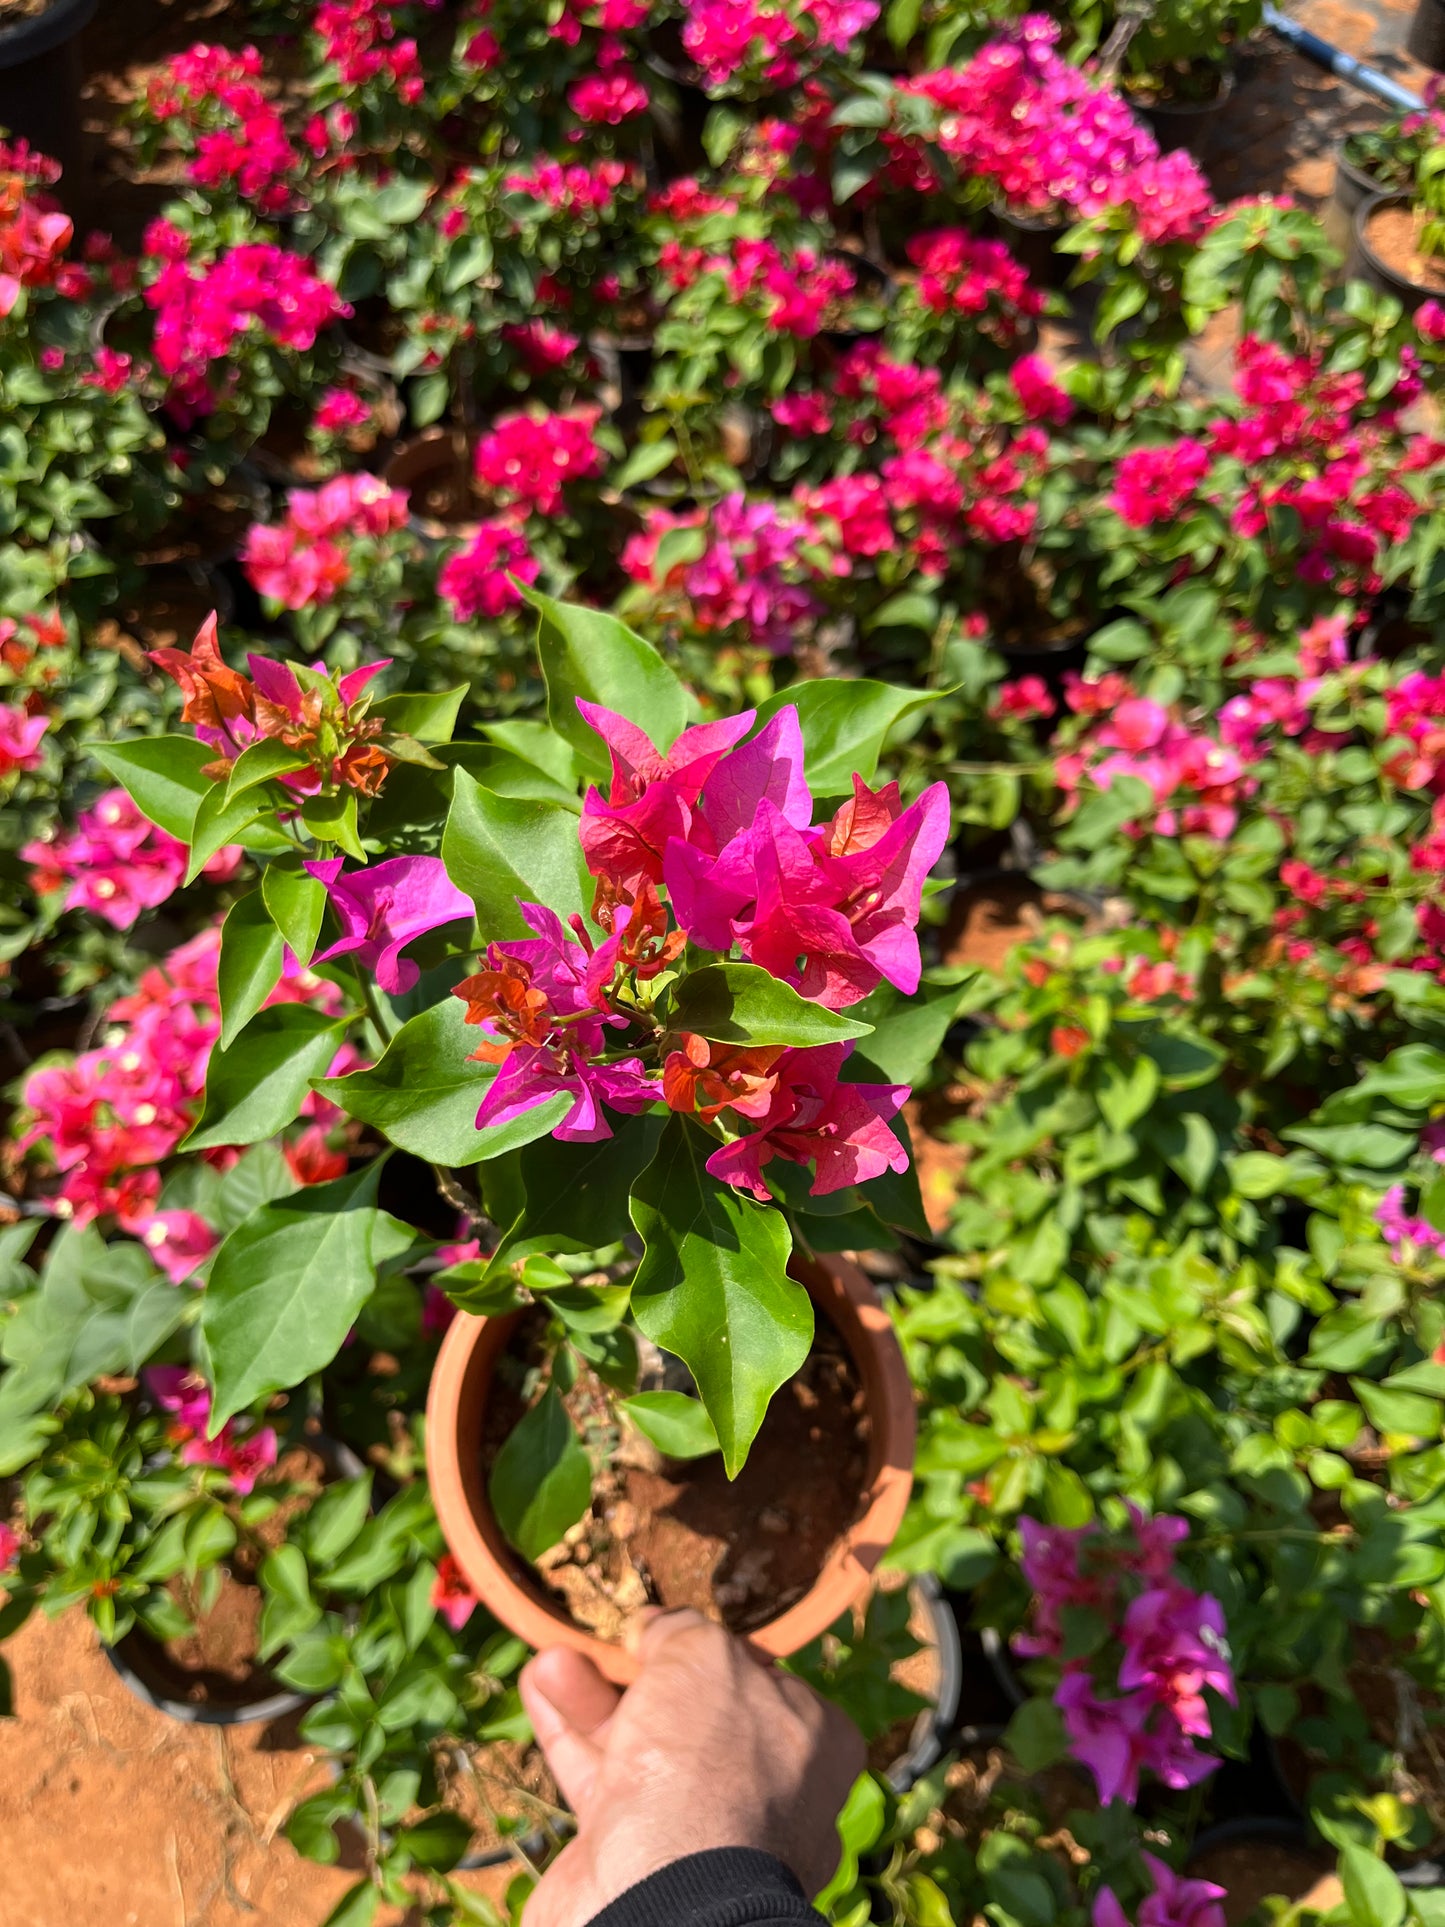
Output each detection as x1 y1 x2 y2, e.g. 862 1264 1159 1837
149 612 255 730
662 1032 785 1121
453 955 553 1058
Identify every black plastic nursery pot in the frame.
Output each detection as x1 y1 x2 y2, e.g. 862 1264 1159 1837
1351 192 1445 314
1409 0 1445 72
0 0 98 213
1184 1816 1336 1917
1136 66 1237 167
105 1575 311 1729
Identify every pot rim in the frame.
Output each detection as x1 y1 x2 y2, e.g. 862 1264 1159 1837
0 0 97 64
426 1251 917 1685
104 1620 308 1728
1133 62 1237 116
1354 190 1444 302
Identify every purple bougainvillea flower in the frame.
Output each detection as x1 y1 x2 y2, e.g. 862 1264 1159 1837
1118 1584 1235 1739
474 1041 659 1143
577 699 755 804
306 855 474 994
705 1042 908 1201
693 706 812 849
816 777 951 997
134 1208 218 1285
1094 1854 1227 1927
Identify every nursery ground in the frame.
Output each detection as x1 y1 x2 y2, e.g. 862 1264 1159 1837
0 1606 513 1927
3 0 1435 1920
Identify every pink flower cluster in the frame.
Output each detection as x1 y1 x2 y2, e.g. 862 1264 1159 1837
503 158 636 217
1110 440 1211 528
659 232 853 337
569 71 649 123
146 1368 278 1494
22 788 240 929
906 17 1207 237
1219 615 1350 757
0 703 47 776
1056 698 1257 841
1384 670 1445 793
438 517 539 620
582 703 949 1009
142 228 350 418
242 473 410 610
1094 1855 1227 1927
1377 1183 1445 1260
1208 335 1442 589
18 926 343 1227
447 702 946 1196
681 0 880 88
0 163 73 316
141 43 300 213
473 406 604 516
313 0 423 105
1018 1510 1236 1807
906 228 1044 343
622 493 826 655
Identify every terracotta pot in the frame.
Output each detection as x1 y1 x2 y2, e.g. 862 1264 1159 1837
427 1253 917 1686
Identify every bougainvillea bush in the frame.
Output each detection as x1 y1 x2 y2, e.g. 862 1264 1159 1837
7 0 1445 1921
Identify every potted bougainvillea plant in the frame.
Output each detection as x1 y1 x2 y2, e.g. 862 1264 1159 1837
99 591 947 1683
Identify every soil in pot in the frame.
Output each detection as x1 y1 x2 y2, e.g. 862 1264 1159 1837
1361 203 1445 295
480 1314 871 1644
114 1441 333 1712
1186 1835 1337 1927
444 1739 564 1858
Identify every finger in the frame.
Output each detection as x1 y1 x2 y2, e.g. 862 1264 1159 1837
520 1648 621 1816
628 1606 712 1664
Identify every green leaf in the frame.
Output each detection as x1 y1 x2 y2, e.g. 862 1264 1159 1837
186 1006 349 1151
525 585 691 783
321 1881 379 1927
301 790 364 860
483 1115 665 1278
619 1391 720 1460
305 1473 374 1567
480 720 579 790
846 979 960 1085
753 680 934 794
224 737 312 805
1096 1054 1159 1133
668 963 872 1048
1002 1698 1069 1774
185 785 270 883
262 861 328 968
488 1384 592 1560
201 1161 412 1428
93 735 214 840
630 1118 811 1477
318 999 495 1165
372 686 466 743
442 770 590 936
217 890 284 1050
1339 1844 1406 1927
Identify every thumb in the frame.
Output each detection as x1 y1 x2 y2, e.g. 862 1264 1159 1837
520 1647 621 1817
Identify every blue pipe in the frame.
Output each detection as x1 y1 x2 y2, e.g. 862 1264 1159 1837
1262 2 1425 113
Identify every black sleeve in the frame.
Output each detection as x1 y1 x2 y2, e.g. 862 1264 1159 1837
581 1848 828 1927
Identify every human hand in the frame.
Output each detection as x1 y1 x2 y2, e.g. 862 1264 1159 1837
518 1610 865 1927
